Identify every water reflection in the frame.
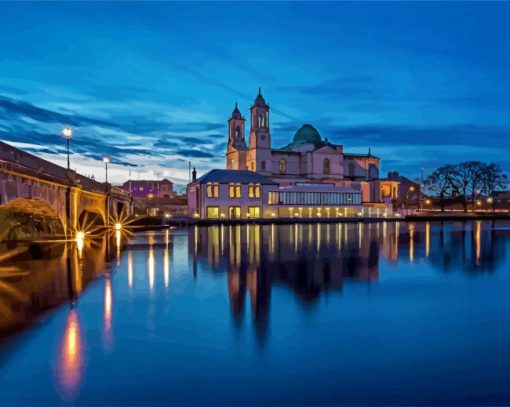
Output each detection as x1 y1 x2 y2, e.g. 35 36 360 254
0 221 509 405
55 308 84 400
0 234 117 335
189 221 509 335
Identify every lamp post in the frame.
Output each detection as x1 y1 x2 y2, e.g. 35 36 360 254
406 186 415 209
487 196 494 213
63 127 72 170
103 156 110 191
103 156 110 230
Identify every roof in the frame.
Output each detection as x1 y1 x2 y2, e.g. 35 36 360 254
195 169 278 185
230 102 243 120
253 87 268 108
344 153 380 160
293 124 321 145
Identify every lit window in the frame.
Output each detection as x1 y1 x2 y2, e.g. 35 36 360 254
248 206 260 219
229 183 241 198
207 206 219 219
207 183 219 198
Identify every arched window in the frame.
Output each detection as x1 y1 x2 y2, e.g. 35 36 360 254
323 158 330 175
279 159 287 174
235 126 240 138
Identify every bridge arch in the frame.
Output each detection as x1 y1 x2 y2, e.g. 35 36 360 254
0 198 65 241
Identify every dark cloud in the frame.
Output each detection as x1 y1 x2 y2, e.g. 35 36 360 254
273 121 510 150
175 148 216 158
0 95 118 128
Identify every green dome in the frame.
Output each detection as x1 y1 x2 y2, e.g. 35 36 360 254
293 124 321 145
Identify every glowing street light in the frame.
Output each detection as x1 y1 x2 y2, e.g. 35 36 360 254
487 197 494 204
63 127 72 170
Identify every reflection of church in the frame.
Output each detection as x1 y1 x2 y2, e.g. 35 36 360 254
188 223 385 344
226 89 394 202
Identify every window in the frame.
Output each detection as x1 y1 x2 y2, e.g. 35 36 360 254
249 183 261 199
323 158 330 175
207 206 219 219
229 183 241 198
235 126 240 138
207 183 219 198
261 160 266 171
279 159 287 174
229 206 241 219
248 206 260 219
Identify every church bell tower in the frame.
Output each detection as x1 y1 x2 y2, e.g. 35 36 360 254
247 88 272 175
226 103 247 170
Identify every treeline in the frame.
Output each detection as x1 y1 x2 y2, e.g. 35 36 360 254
424 161 508 212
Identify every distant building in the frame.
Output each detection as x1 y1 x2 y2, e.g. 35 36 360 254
225 89 387 203
493 190 510 210
122 179 173 198
384 171 420 205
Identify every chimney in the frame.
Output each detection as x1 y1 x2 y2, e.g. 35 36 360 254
192 167 197 182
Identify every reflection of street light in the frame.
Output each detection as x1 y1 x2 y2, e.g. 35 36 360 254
63 127 72 170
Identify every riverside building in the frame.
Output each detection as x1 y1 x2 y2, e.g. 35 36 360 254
187 89 397 220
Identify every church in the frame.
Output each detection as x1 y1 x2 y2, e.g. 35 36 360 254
226 89 393 203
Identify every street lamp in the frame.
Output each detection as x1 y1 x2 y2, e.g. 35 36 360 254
63 127 72 170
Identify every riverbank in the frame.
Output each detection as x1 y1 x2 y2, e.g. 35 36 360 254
128 212 510 230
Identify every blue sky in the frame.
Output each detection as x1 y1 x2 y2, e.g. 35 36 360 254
1 2 509 189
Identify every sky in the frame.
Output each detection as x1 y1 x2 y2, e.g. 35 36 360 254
1 2 510 190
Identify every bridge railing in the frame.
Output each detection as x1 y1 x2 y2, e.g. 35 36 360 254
0 141 114 195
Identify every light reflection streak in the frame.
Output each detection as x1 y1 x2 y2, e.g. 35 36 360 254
128 251 133 289
425 222 431 258
103 277 113 350
475 220 481 265
56 309 84 400
164 232 170 289
115 230 121 266
148 245 155 291
409 223 415 262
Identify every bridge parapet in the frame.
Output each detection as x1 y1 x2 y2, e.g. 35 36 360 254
0 141 108 194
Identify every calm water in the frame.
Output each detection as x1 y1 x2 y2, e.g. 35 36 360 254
1 221 510 405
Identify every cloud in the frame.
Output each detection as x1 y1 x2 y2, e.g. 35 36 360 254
174 148 216 158
0 95 118 128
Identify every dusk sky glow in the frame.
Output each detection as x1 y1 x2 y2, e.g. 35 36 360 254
1 2 510 190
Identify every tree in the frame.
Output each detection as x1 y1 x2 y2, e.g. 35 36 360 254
448 161 486 212
424 166 453 212
482 163 508 211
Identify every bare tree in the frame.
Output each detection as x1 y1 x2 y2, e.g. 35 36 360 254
482 163 508 211
448 161 485 212
424 166 452 212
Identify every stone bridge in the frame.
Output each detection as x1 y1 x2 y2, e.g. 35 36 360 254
0 141 132 240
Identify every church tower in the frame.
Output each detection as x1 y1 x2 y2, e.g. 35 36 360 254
247 88 272 175
226 103 247 170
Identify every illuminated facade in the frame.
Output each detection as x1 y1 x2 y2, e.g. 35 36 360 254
187 169 371 219
226 89 389 203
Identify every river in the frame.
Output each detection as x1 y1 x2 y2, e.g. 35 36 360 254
1 221 509 405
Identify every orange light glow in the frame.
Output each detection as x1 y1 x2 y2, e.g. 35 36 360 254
56 310 84 400
103 277 113 350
